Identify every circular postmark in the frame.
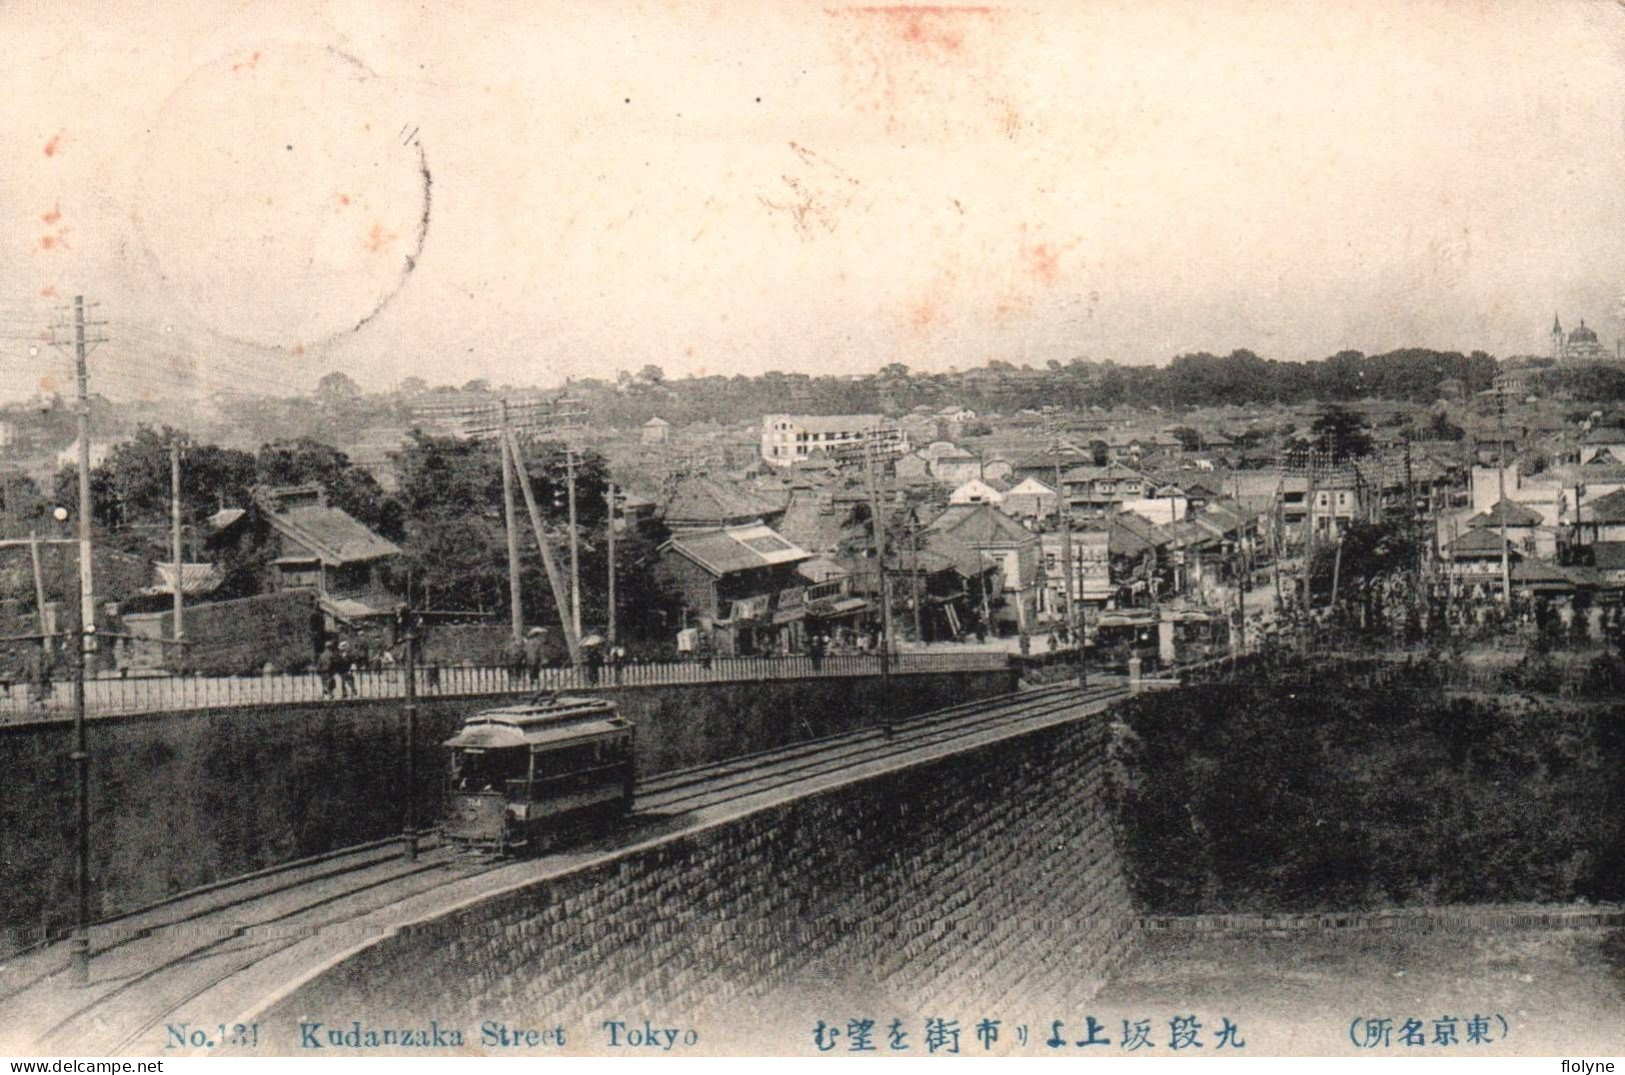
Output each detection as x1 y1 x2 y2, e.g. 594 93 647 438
133 45 430 353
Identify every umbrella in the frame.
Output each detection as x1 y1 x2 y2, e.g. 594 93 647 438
580 633 605 647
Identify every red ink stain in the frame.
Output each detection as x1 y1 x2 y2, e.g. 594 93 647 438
41 202 62 225
338 194 352 207
40 285 56 297
39 376 59 394
38 228 70 251
1023 241 1060 285
293 343 305 356
908 297 938 329
837 5 992 53
365 223 397 252
231 50 262 73
43 131 63 157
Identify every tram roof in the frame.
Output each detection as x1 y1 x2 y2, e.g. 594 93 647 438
444 715 629 751
443 693 628 750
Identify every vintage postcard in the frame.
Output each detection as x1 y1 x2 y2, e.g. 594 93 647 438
2 0 1624 1064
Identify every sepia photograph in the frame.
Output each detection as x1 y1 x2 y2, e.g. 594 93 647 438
2 0 1624 1062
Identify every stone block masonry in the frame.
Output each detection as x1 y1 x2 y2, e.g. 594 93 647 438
0 668 1013 956
265 711 1138 1049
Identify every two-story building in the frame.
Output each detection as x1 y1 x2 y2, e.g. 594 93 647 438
208 484 405 631
920 503 1041 634
760 414 904 468
1061 465 1148 519
655 523 814 655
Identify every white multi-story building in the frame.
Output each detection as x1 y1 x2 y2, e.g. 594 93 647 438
760 414 904 468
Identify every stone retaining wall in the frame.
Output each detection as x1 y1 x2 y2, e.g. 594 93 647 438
263 713 1138 1048
0 668 1014 955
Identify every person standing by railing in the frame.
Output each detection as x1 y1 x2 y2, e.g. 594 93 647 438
317 640 339 701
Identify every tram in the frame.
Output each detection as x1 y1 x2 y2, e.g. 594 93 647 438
442 692 635 854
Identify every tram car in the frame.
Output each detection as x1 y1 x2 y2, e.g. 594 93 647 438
442 693 635 854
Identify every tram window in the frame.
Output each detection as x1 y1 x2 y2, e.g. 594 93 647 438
454 749 527 791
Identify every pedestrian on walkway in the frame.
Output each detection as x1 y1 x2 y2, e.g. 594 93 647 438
317 640 339 700
338 640 358 698
502 633 525 687
524 627 546 687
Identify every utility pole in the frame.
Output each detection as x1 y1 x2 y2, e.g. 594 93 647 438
505 428 582 665
605 480 617 650
28 529 48 646
1496 387 1512 604
906 511 923 644
55 294 103 987
400 609 417 861
1053 447 1078 668
1300 445 1320 612
499 402 525 642
863 432 892 680
565 444 581 641
170 439 185 672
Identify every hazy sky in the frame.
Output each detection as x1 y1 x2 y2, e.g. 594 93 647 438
4 0 1625 401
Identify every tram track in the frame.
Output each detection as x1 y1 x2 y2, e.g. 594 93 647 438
31 850 506 1056
637 683 1122 814
0 839 426 1010
16 681 1120 1055
638 682 1083 798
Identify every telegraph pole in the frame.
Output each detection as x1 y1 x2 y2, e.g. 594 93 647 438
863 432 892 680
605 480 617 650
1496 388 1512 604
1054 446 1079 671
170 439 185 671
400 609 418 861
505 428 583 664
499 402 525 642
906 512 923 644
55 294 103 987
28 529 48 651
565 445 581 641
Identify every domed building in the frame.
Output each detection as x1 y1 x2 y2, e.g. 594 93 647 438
1552 315 1612 361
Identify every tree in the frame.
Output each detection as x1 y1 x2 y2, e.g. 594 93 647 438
1423 408 1465 441
54 425 257 553
392 434 640 633
638 364 666 385
1310 406 1374 462
398 376 428 397
1167 426 1202 452
255 439 402 539
314 371 362 405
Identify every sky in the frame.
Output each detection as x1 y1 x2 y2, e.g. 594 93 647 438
4 0 1625 401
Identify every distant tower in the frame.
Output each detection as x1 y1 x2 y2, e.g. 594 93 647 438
1552 314 1566 361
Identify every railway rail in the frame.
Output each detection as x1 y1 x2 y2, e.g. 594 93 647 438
7 679 1124 1056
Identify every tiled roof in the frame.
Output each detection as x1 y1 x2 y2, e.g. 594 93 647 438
1062 464 1146 483
261 496 402 566
1466 500 1545 529
1585 488 1625 524
664 524 811 577
662 476 786 526
1107 512 1173 557
922 503 1036 545
1445 528 1518 558
140 562 225 597
1590 541 1625 570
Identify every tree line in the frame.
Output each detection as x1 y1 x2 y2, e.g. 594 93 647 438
3 426 679 645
